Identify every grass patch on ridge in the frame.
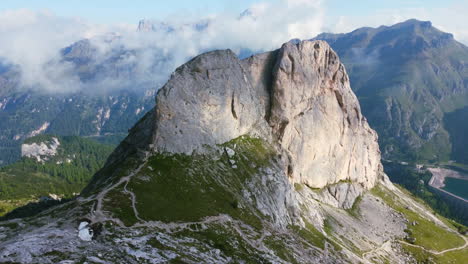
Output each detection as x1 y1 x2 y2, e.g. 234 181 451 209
371 185 465 252
126 136 274 229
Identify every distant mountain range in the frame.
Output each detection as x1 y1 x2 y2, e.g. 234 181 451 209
0 88 154 165
0 17 255 166
314 19 468 164
0 35 157 165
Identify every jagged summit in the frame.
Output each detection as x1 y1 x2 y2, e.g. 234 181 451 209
136 18 209 33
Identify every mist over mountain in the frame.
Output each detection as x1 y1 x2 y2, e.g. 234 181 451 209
1 13 468 169
0 2 326 166
314 19 468 163
0 2 325 95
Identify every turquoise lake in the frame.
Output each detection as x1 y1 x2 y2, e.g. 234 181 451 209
443 177 468 200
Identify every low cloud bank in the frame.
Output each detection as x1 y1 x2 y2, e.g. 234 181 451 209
0 0 325 94
0 0 466 94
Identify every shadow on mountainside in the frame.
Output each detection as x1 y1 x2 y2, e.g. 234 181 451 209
0 198 72 221
444 106 468 164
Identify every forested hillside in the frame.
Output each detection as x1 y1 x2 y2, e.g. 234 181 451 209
0 135 114 216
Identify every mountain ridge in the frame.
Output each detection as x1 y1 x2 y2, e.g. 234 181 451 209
86 40 382 203
313 19 468 163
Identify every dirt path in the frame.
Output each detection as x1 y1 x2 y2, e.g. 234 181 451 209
361 234 467 262
92 151 150 224
123 179 144 222
362 240 392 259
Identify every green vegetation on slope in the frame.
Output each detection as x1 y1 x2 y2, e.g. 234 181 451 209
444 106 468 164
263 236 300 264
125 136 272 228
169 223 272 263
290 220 342 252
104 188 138 227
371 184 465 252
0 89 154 166
402 242 468 264
0 135 114 216
97 136 350 263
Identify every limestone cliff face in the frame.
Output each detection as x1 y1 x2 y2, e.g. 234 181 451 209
21 137 60 163
149 40 383 192
265 41 382 189
152 50 267 154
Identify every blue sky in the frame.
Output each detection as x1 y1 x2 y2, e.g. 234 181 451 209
0 0 458 24
0 0 258 24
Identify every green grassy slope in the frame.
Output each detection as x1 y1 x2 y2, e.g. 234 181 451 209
371 185 468 264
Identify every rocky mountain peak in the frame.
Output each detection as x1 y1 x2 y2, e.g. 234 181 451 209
136 19 209 33
266 41 382 189
2 38 464 264
393 19 432 29
100 40 383 207
315 19 456 55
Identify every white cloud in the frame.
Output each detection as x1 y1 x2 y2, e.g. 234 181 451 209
430 3 468 45
0 1 326 94
0 0 466 94
0 9 127 92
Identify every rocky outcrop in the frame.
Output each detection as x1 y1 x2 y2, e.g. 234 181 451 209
264 41 381 189
21 137 60 162
145 40 383 203
152 50 267 154
137 19 154 32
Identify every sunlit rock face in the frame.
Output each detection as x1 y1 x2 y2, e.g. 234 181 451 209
148 40 383 193
265 41 382 189
152 50 268 154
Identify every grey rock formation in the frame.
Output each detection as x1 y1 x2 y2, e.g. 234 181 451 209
21 137 60 163
149 40 383 199
86 41 381 210
137 19 154 32
321 182 365 209
152 50 267 154
313 19 468 163
265 41 382 189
